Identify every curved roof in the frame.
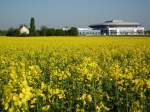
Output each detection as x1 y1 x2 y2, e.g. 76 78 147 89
89 20 141 28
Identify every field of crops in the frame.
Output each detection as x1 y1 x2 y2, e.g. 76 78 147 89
0 36 150 112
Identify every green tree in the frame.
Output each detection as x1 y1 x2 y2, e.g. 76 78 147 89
30 17 36 36
7 28 19 36
47 28 56 36
144 30 150 35
68 27 78 36
40 26 48 36
0 30 7 36
55 29 65 36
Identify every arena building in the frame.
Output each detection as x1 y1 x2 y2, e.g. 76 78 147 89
89 20 144 35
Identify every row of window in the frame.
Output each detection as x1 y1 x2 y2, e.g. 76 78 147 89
79 30 144 35
79 32 101 35
109 30 144 35
109 30 117 35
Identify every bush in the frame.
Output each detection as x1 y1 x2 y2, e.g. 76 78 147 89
67 27 78 36
6 28 20 36
0 30 7 36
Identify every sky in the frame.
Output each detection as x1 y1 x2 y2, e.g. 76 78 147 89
0 0 150 30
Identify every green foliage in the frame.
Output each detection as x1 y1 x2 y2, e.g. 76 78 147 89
30 17 36 36
55 29 65 36
67 27 78 36
0 30 7 36
39 26 78 36
6 28 20 36
40 26 56 36
145 30 150 35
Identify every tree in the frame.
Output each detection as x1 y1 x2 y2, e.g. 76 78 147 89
0 30 7 36
144 30 150 35
40 26 48 36
55 29 65 36
47 28 56 36
7 28 19 36
67 27 78 36
38 26 78 36
30 17 36 36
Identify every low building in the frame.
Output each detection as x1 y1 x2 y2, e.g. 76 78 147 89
62 27 101 36
89 20 144 35
78 28 101 36
19 25 29 35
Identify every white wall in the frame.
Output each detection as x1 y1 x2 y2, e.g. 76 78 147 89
20 26 29 34
78 28 101 36
108 27 144 35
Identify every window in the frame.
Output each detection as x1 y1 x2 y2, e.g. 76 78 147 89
109 30 117 35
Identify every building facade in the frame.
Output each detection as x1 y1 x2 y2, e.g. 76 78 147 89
78 28 101 36
62 27 101 36
89 20 144 35
19 25 29 35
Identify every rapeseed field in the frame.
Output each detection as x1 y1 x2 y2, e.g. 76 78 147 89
0 36 150 112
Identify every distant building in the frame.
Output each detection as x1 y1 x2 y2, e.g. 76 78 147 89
63 20 144 36
63 27 101 36
78 28 101 36
19 25 29 35
89 20 144 35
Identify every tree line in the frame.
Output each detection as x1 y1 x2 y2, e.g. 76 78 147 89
38 26 78 36
0 17 78 36
144 30 150 35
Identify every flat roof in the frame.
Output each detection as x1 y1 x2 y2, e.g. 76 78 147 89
89 20 141 28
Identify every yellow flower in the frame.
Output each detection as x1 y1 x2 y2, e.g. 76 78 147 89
76 108 85 112
96 101 110 111
86 94 92 102
146 80 150 89
81 94 86 101
42 105 50 111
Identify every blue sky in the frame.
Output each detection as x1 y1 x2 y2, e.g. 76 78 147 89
0 0 150 30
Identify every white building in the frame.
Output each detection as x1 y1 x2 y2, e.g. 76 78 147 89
89 20 144 35
63 27 101 36
78 28 101 36
19 25 29 35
